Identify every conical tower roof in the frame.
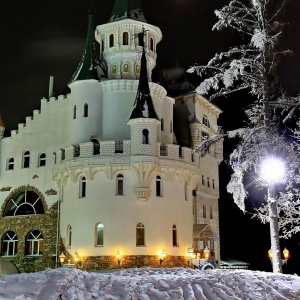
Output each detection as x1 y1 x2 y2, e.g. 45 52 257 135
69 9 99 85
129 29 159 120
109 0 147 23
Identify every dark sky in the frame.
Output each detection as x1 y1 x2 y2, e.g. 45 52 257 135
1 0 300 273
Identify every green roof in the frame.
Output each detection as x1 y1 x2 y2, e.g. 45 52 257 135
69 13 99 85
109 0 146 22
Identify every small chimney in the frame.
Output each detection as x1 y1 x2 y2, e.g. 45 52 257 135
48 76 54 98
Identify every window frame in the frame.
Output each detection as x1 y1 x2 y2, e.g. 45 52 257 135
79 176 86 198
116 174 124 195
95 223 104 247
172 225 178 247
2 231 18 257
7 158 14 170
22 151 30 168
136 223 145 247
26 230 43 256
156 175 162 197
38 153 46 167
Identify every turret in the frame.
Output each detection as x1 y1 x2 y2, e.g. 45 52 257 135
0 115 5 141
95 0 162 80
127 28 160 156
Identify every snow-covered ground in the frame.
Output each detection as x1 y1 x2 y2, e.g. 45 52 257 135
0 267 299 299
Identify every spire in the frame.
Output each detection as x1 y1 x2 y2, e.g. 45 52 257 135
69 8 99 85
129 29 159 120
109 0 147 23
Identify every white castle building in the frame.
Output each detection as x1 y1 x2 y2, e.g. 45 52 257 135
0 0 223 272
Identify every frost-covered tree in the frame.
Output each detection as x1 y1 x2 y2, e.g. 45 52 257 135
187 0 299 273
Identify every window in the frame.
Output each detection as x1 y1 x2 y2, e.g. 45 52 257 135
203 205 206 218
38 153 46 167
172 225 178 247
138 33 143 46
23 151 30 168
123 31 129 45
170 121 172 133
91 139 100 155
210 206 213 219
207 177 210 188
123 63 129 72
136 65 140 74
142 129 149 144
212 179 215 189
101 39 104 52
112 65 117 74
156 176 162 196
4 190 44 217
84 103 88 117
161 118 164 131
184 182 188 201
73 105 76 119
203 115 210 128
202 175 205 185
136 223 145 246
150 38 154 51
109 34 114 47
116 174 124 195
26 230 43 256
201 131 209 140
67 225 72 248
2 231 18 256
61 149 65 160
7 158 14 170
96 223 104 246
79 176 86 198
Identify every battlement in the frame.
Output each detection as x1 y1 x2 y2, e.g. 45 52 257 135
55 140 199 166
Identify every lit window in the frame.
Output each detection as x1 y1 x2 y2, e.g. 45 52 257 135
123 63 129 72
156 176 162 196
73 105 76 119
26 230 43 256
136 223 145 246
109 34 114 47
210 206 213 219
7 158 14 170
3 190 44 217
96 223 104 246
79 176 86 198
172 225 178 247
203 115 210 128
67 225 72 248
116 174 124 195
2 231 18 256
38 153 46 167
203 205 206 218
84 103 88 117
142 129 149 144
23 151 30 168
123 32 129 45
112 65 117 74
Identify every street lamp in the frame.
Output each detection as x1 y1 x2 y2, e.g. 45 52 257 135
59 252 65 266
268 247 289 265
260 156 285 273
203 246 210 260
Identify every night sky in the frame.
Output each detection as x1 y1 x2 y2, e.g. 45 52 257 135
1 0 300 273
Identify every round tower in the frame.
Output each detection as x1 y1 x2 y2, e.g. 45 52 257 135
95 0 162 81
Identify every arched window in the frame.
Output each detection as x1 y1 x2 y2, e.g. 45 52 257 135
7 158 14 170
156 176 162 196
123 32 129 45
123 63 129 72
38 153 46 167
136 223 145 246
109 34 114 47
95 223 104 246
210 206 213 219
26 230 43 256
73 105 77 119
135 65 140 74
84 103 88 117
67 225 72 248
79 176 86 198
2 231 18 256
112 65 117 74
172 225 178 247
150 37 154 51
4 190 44 217
202 175 205 185
203 205 206 218
202 115 210 128
116 174 124 195
142 129 149 144
23 151 30 168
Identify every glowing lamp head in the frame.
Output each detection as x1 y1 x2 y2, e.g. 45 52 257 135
187 246 194 258
59 252 65 264
268 249 273 259
74 252 79 263
260 157 285 183
203 246 210 259
161 249 167 258
116 250 121 259
283 248 289 260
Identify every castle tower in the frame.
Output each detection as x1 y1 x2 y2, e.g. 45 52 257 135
0 115 5 141
127 29 160 157
95 0 162 80
67 7 102 145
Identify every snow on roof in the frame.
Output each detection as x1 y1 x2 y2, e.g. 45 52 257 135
0 267 299 299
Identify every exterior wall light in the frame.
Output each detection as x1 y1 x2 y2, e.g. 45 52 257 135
268 247 289 265
59 252 66 265
187 246 194 258
160 249 167 265
203 246 210 259
116 250 121 267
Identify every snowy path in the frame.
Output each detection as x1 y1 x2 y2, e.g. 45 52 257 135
0 267 299 299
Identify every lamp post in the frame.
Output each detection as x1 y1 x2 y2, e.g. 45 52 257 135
260 157 285 273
